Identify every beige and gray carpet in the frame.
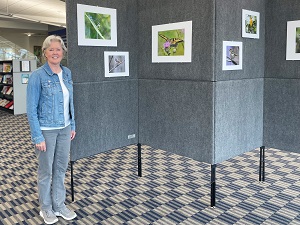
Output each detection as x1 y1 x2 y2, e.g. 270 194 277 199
1 110 300 224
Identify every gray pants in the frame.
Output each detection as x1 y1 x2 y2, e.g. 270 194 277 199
35 125 71 211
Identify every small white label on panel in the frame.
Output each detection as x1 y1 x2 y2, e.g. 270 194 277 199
128 134 135 139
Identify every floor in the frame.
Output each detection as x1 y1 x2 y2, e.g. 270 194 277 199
1 111 300 224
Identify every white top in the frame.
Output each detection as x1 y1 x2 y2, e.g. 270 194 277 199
40 70 70 130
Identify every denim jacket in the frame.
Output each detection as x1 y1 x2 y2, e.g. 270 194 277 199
27 61 75 144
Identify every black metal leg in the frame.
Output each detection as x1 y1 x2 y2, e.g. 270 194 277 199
211 164 216 207
137 143 142 177
71 161 75 201
262 146 265 182
259 146 265 182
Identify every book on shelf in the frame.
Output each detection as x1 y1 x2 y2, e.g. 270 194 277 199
1 86 8 94
5 87 13 95
0 75 3 83
4 100 13 109
3 63 12 72
2 74 12 84
0 99 9 107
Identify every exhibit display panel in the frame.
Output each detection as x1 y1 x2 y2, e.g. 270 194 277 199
67 0 300 206
214 79 264 163
67 0 139 161
139 79 214 164
264 0 300 152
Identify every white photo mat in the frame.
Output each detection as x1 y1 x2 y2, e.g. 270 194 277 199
222 41 243 70
104 51 129 77
242 9 260 39
77 4 117 46
286 20 300 60
20 60 30 72
152 21 192 63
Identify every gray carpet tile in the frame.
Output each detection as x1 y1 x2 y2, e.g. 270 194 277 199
1 110 300 224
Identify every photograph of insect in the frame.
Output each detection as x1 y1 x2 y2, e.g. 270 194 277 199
158 29 185 56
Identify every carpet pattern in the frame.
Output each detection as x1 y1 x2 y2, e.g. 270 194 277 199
1 110 300 224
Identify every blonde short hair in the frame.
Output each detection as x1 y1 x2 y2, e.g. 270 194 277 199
42 35 67 57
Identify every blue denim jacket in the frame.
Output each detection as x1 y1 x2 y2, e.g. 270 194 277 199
27 62 75 144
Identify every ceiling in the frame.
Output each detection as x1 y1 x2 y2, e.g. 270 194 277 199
0 0 66 27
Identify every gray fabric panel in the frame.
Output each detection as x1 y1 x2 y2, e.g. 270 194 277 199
215 0 265 81
139 79 214 164
264 1 300 153
265 0 300 79
71 80 138 161
214 79 264 163
66 0 138 83
263 79 300 153
101 80 139 151
67 0 139 161
137 0 214 81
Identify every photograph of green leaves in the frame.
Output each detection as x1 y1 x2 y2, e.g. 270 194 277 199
77 4 117 46
85 12 111 40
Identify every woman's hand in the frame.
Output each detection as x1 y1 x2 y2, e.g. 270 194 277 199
71 130 76 140
36 141 46 152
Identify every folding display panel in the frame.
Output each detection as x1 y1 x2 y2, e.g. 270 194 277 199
67 0 139 161
139 79 214 164
264 79 300 153
264 0 300 152
71 81 138 161
214 79 264 163
68 0 300 174
138 0 215 81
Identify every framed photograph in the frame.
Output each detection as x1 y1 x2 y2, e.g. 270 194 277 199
20 60 30 72
21 74 29 84
152 21 192 63
104 51 129 77
77 4 117 46
286 20 300 60
34 46 43 66
222 41 243 70
242 9 260 39
3 63 12 72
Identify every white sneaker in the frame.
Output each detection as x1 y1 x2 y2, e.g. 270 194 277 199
40 210 58 224
54 207 77 220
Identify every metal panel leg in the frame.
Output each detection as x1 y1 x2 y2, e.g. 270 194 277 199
71 161 75 201
259 146 265 182
138 143 142 177
211 164 216 207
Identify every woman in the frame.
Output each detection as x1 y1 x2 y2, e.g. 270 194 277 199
27 35 76 224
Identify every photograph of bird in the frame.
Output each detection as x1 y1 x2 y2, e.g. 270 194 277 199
246 14 257 34
226 47 239 65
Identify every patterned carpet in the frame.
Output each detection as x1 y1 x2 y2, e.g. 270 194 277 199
1 110 300 224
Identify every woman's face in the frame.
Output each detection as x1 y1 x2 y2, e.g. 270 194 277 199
44 41 63 66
